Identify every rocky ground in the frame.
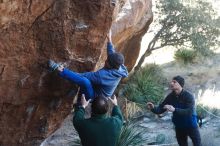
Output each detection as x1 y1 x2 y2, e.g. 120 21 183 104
139 114 220 146
40 114 77 146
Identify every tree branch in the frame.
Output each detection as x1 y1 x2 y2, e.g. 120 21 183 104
134 23 168 71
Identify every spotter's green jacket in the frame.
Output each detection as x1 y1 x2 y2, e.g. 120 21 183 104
73 106 123 146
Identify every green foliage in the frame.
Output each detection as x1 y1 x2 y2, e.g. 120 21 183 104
196 104 209 118
122 64 166 105
71 137 82 146
196 103 220 118
116 121 149 146
135 0 220 71
68 135 82 146
157 0 219 55
174 49 196 64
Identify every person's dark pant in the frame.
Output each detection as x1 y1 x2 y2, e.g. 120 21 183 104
175 127 202 146
59 68 95 101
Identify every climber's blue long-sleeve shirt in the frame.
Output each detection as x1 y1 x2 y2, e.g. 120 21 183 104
151 90 198 129
80 42 128 97
59 42 128 99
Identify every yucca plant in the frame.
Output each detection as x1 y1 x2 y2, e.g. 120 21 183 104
196 103 209 119
196 103 220 119
125 100 143 120
122 64 166 106
174 49 196 64
71 137 82 146
116 121 149 146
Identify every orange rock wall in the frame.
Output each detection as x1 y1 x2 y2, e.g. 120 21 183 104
113 0 153 71
0 0 114 145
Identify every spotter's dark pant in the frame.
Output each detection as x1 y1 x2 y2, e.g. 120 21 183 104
175 127 201 146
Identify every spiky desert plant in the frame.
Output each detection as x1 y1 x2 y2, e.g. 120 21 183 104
116 121 149 146
122 64 166 106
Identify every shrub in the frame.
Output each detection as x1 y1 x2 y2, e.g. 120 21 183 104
196 103 209 118
174 49 196 64
121 64 166 106
124 100 143 120
116 121 149 146
71 139 81 146
196 103 220 120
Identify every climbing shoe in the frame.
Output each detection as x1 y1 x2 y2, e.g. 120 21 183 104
48 60 61 72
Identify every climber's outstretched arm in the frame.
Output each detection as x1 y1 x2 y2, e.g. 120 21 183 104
106 30 115 55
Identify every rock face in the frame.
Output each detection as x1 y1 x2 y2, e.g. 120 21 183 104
0 0 152 145
0 0 114 145
113 0 153 71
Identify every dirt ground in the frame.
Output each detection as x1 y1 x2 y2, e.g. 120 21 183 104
139 114 220 146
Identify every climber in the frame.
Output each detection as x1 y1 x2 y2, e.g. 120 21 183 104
48 30 128 102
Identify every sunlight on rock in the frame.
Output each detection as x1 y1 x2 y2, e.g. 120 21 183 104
198 88 220 109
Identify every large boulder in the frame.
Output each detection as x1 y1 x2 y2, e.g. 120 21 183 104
112 0 153 71
0 0 152 145
0 0 114 145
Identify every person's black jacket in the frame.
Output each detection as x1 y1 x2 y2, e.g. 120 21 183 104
152 90 198 129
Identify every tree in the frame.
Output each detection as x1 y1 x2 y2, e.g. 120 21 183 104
134 0 220 71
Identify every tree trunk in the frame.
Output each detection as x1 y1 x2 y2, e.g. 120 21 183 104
134 49 152 72
133 24 167 72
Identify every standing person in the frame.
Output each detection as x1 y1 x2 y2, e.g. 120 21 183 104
73 94 123 146
48 30 128 101
147 76 201 146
